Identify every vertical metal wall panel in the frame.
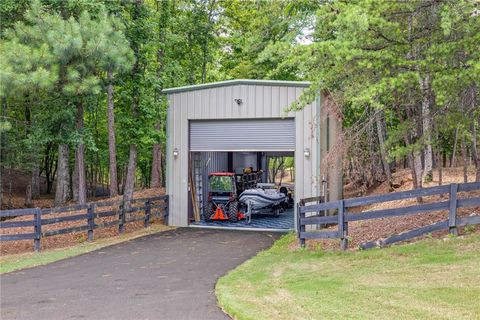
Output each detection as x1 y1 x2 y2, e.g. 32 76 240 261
166 96 173 225
247 85 256 118
255 86 263 118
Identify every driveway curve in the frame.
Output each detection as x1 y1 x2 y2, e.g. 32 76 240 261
1 228 281 320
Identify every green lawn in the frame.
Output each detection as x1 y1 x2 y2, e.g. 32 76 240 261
216 233 480 320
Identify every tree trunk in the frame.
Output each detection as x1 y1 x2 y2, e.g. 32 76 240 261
161 147 166 187
0 165 3 210
123 0 142 202
420 75 433 182
44 143 51 193
75 102 87 204
200 35 208 83
437 149 443 186
151 122 163 188
451 126 459 167
24 102 41 200
73 151 78 201
461 135 468 183
434 126 443 186
0 96 7 209
471 123 480 182
150 141 162 187
151 1 168 189
413 151 423 188
400 120 421 201
123 144 137 201
470 106 480 182
55 144 70 206
403 103 423 189
201 0 216 83
405 15 422 193
47 161 56 194
269 157 285 184
107 71 119 196
25 184 32 208
8 168 13 208
375 110 393 189
31 165 40 199
121 164 127 194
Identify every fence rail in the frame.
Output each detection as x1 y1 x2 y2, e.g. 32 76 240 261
297 182 480 250
0 195 169 252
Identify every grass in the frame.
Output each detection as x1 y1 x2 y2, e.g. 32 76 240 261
0 223 173 274
216 233 480 320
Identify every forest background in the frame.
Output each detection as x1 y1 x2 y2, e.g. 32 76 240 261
0 0 478 208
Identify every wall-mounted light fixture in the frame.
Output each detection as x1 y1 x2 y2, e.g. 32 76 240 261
234 98 243 106
173 148 179 157
304 148 310 157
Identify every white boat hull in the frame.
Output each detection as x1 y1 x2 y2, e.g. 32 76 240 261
239 188 286 210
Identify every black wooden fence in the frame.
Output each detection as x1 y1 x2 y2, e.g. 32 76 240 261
297 182 480 250
0 195 169 252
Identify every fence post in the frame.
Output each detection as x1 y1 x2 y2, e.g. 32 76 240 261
34 208 41 252
163 197 169 225
154 198 160 219
449 183 458 236
144 199 151 228
298 202 306 248
87 204 94 242
119 199 126 233
344 203 349 249
338 200 347 251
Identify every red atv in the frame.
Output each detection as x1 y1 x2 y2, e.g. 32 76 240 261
204 172 244 222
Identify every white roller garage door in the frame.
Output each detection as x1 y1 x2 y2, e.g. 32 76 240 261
190 118 295 152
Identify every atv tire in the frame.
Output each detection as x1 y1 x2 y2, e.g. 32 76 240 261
228 201 239 222
204 202 213 222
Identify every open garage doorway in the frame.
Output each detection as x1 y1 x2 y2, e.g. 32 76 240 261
188 151 295 231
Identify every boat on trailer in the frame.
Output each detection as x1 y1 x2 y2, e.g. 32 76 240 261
239 188 287 210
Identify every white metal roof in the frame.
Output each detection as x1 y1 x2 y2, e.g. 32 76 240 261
162 79 311 94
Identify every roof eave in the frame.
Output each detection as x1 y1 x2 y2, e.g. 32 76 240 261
162 79 311 94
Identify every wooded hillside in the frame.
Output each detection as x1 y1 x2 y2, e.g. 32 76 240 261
1 0 479 209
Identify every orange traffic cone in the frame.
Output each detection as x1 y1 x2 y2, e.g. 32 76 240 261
212 206 228 220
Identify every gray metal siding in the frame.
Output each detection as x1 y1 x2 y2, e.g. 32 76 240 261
182 84 298 120
190 119 295 152
166 83 323 227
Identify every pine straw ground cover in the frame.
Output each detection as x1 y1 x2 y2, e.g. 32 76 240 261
0 188 167 255
296 168 480 251
216 232 480 320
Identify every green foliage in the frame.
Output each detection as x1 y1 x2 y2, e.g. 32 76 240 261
287 1 479 178
0 0 135 189
219 0 313 80
1 0 478 199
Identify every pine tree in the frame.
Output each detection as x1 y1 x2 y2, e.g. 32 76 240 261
1 1 133 204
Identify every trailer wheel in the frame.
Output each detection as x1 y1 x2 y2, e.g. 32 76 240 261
204 202 213 221
273 208 280 217
228 201 239 222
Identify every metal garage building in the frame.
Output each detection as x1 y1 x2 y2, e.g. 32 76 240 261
164 79 342 228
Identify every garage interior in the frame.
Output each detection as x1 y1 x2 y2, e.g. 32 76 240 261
189 151 295 231
188 118 296 231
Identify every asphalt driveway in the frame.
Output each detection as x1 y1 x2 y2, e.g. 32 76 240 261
1 228 281 320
